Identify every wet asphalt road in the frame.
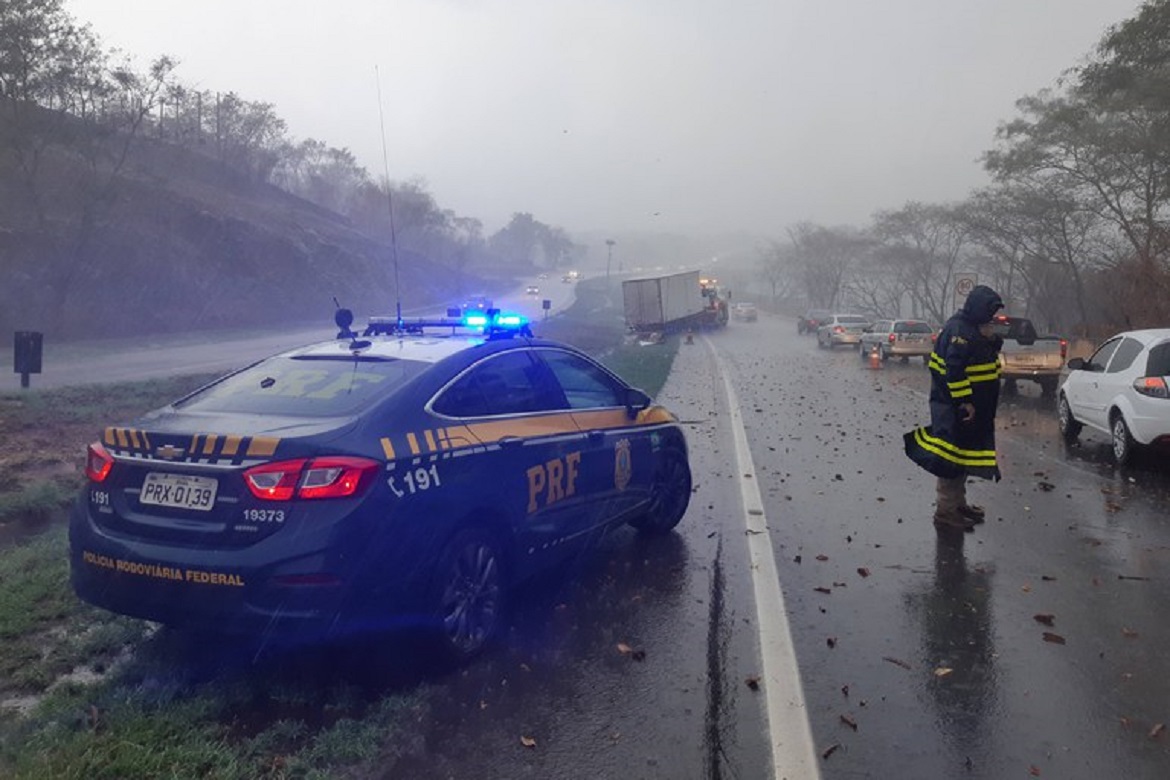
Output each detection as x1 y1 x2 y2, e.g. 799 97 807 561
712 315 1170 779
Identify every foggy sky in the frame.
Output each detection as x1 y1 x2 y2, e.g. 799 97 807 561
71 0 1144 237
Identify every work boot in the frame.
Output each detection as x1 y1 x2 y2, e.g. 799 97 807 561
933 510 976 532
958 504 986 524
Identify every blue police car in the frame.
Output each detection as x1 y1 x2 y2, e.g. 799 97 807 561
70 310 692 660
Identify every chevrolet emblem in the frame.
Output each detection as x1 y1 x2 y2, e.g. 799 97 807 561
155 444 185 460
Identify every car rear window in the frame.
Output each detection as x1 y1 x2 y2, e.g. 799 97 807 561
1145 342 1170 377
1004 318 1038 341
173 355 428 416
895 321 932 334
839 316 869 324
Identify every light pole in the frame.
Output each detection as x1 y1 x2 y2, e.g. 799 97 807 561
606 239 616 280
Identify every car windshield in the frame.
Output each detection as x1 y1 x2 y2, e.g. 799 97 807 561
895 321 932 334
173 355 429 417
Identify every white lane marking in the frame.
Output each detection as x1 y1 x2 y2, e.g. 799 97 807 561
706 338 821 780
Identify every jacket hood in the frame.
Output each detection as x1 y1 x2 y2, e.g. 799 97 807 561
960 285 1004 325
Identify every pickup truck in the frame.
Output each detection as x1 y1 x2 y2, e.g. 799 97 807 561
994 315 1067 396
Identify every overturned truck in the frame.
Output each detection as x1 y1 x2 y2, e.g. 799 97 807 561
622 270 729 336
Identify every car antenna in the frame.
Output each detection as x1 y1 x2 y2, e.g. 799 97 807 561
375 65 403 329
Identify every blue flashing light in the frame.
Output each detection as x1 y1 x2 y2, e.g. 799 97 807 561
463 313 489 328
496 314 526 327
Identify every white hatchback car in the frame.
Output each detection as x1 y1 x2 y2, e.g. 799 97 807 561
1057 329 1170 464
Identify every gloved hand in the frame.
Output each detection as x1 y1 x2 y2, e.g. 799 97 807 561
958 403 975 422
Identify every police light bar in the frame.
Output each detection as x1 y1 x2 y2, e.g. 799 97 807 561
357 310 532 338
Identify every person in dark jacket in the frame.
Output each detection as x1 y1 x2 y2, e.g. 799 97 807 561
904 285 1005 531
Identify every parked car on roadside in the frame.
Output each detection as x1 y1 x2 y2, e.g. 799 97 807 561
858 319 935 363
70 310 693 662
816 314 870 349
995 314 1067 397
1057 328 1170 465
731 302 758 322
798 309 832 335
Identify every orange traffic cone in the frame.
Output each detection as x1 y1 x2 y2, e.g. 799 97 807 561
867 345 882 370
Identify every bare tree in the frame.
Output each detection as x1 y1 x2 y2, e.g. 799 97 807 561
756 239 795 303
787 222 867 308
872 203 971 325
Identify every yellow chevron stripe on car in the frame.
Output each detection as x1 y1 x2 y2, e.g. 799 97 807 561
466 413 580 444
245 436 279 457
221 435 242 456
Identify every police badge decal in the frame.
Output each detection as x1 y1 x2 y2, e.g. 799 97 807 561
614 438 632 491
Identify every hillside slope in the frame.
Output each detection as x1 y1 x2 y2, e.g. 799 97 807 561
0 106 471 340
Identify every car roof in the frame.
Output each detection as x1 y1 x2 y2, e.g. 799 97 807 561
274 331 565 366
1108 328 1170 346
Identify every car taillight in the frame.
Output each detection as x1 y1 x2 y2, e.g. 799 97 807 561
888 333 897 343
244 457 379 501
1133 377 1170 399
931 333 938 343
85 442 114 482
298 457 379 499
834 325 844 333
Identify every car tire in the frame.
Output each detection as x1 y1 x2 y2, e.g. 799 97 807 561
1057 394 1081 443
1111 412 1137 466
629 449 691 535
430 527 506 662
922 355 930 366
1002 378 1018 396
1039 377 1058 397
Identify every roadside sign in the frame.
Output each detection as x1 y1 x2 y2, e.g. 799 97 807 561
952 274 977 314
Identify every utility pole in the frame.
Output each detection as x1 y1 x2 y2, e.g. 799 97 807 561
606 239 616 280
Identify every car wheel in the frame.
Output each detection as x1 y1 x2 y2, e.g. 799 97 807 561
431 528 505 662
630 449 691 535
922 355 929 366
1111 412 1137 466
1057 394 1081 443
1039 377 1058 397
1002 378 1018 396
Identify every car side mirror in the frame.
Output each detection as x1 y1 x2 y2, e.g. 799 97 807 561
624 387 652 419
1067 357 1085 371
